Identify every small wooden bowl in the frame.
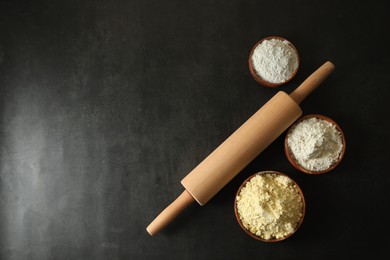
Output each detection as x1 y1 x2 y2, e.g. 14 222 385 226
248 36 300 87
234 171 306 242
285 114 346 174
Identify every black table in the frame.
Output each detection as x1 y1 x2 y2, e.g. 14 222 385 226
1 0 389 259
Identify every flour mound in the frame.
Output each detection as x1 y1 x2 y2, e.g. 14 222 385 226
287 117 343 171
236 172 304 240
251 38 299 83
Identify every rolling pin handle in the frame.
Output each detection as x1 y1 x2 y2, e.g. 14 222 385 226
146 190 195 236
290 61 335 104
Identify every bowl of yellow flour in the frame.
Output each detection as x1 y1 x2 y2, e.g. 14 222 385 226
234 171 305 242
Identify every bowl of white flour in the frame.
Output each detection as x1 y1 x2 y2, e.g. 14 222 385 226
249 36 299 87
234 171 305 242
285 114 346 174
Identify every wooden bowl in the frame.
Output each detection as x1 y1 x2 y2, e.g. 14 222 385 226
234 171 306 242
248 36 300 87
284 114 346 174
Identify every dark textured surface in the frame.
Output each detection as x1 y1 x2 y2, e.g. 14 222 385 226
0 0 389 259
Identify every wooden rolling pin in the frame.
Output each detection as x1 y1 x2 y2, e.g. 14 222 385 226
147 61 335 236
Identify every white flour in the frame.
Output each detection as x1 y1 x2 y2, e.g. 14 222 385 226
251 38 299 83
287 117 343 171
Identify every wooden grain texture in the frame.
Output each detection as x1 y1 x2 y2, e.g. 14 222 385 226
290 61 335 104
181 91 302 205
146 190 194 236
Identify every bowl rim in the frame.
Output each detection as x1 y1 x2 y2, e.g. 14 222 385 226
284 114 347 174
248 36 300 88
234 170 306 242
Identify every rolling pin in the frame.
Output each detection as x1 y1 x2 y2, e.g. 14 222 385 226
147 61 335 236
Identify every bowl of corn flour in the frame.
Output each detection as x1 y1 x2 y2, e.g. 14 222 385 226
234 171 305 242
249 36 299 87
285 114 346 174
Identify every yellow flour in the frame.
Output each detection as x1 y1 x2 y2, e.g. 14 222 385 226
236 172 304 240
